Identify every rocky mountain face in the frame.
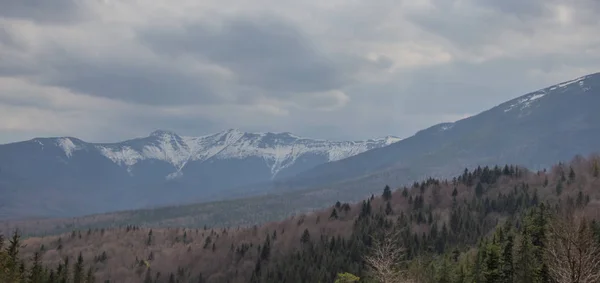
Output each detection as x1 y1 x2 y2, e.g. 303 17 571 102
273 73 600 197
0 129 399 219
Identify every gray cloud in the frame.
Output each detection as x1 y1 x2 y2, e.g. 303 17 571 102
477 0 600 21
0 0 87 24
407 0 599 53
0 0 599 143
138 15 347 94
477 0 548 18
36 51 224 106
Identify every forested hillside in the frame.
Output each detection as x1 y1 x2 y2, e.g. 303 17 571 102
6 154 600 282
0 231 96 282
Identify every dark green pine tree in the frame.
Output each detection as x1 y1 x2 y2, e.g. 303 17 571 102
436 255 452 283
29 251 44 283
18 261 26 283
360 200 372 217
260 235 271 261
577 191 584 207
330 208 338 220
73 252 85 283
385 201 393 215
147 229 153 246
472 241 486 282
500 234 514 283
569 166 576 182
300 229 311 244
60 256 70 283
556 181 563 196
382 185 392 201
475 182 484 198
48 270 56 283
85 267 95 283
483 240 502 283
514 228 536 283
5 230 22 280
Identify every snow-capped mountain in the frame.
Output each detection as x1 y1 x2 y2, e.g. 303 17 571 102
35 129 400 180
93 129 400 179
0 129 399 219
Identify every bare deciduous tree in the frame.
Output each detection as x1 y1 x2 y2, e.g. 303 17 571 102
365 228 415 283
545 210 600 283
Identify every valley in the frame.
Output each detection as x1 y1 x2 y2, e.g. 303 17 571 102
5 154 600 282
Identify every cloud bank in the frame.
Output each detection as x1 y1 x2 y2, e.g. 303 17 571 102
0 0 599 143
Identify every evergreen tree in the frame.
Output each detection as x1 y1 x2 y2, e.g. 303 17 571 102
61 256 70 283
555 181 563 196
500 234 514 283
147 229 153 246
514 228 536 283
330 208 339 220
569 167 576 182
382 185 392 201
483 240 502 283
300 229 311 244
402 187 409 198
259 235 271 261
5 230 21 281
86 267 95 283
475 182 484 198
29 251 43 283
73 252 85 283
385 201 393 215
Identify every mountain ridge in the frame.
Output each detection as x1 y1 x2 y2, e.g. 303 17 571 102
0 129 401 219
12 128 401 180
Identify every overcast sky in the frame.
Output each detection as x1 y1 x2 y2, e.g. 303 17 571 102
1 0 599 144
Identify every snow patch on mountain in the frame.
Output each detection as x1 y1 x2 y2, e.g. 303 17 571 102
439 123 455 131
504 91 547 113
555 75 588 89
34 140 44 148
94 129 401 178
56 138 81 158
98 146 142 167
504 73 595 114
